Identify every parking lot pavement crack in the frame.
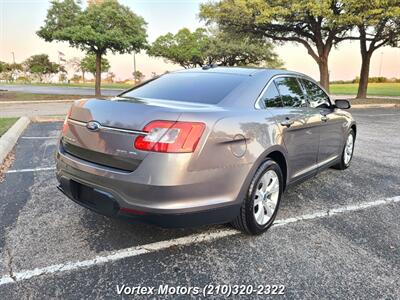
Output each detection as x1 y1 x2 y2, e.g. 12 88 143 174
5 247 16 282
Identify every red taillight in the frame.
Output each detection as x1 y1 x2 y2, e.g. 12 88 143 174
134 120 205 153
62 108 72 134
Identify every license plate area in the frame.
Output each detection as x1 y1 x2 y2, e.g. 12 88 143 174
68 180 120 216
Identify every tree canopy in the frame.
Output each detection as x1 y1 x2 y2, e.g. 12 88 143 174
206 29 283 68
81 54 110 76
37 0 148 95
133 70 145 83
0 61 6 73
200 0 355 91
24 54 61 82
148 28 208 69
147 27 282 68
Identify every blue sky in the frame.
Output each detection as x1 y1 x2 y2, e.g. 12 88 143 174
1 0 399 81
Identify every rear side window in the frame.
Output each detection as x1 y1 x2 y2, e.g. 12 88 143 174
261 82 283 108
274 77 306 107
301 79 331 108
121 72 246 104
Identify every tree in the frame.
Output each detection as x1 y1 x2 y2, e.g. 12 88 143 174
148 27 282 68
69 57 85 82
0 62 23 82
37 0 147 96
24 54 60 82
345 0 400 98
105 72 116 83
205 29 283 68
148 28 209 68
80 54 110 79
59 72 68 83
200 0 355 91
133 70 145 83
0 61 6 73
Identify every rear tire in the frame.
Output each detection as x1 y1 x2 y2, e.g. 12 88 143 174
333 129 355 170
231 159 283 235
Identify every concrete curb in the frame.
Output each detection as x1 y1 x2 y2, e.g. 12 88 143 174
0 99 77 104
351 103 400 108
0 116 30 166
30 116 65 123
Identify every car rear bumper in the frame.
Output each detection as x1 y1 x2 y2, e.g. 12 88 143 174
56 145 251 227
57 175 240 228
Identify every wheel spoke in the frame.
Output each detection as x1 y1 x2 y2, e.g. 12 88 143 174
260 173 271 193
267 178 279 194
255 206 264 224
254 196 263 207
253 169 280 226
264 202 273 217
267 199 276 211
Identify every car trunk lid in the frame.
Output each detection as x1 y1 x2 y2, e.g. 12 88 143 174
61 98 186 172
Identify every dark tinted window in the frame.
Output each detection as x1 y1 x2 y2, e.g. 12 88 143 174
261 82 283 107
121 72 246 104
274 77 306 107
301 79 331 108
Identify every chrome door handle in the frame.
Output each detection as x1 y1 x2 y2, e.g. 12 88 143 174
280 119 294 127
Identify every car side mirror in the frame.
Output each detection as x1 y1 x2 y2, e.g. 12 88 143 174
334 99 351 109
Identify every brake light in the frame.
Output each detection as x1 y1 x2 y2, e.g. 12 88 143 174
134 120 205 153
62 108 72 134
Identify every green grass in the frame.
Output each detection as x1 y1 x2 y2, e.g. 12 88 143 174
349 98 400 105
330 83 400 97
0 91 83 101
0 118 18 137
3 82 132 89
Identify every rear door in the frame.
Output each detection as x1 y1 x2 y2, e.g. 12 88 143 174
262 76 320 182
300 78 345 166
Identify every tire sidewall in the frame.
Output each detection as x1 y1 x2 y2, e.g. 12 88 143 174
245 160 283 234
343 129 355 168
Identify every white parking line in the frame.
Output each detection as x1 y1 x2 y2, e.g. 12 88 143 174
0 195 399 286
6 167 56 174
20 136 58 140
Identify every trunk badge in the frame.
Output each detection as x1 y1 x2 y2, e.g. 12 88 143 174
86 121 101 131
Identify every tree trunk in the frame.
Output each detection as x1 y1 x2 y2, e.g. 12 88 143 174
318 58 330 92
95 52 102 97
82 70 85 83
356 52 372 99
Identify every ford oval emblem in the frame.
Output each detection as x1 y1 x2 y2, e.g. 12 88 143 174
86 121 101 131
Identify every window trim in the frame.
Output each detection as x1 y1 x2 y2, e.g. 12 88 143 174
254 74 332 109
259 80 284 108
299 77 332 108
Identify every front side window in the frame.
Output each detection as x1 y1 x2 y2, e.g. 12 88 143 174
301 79 331 108
261 82 283 108
121 72 246 104
274 77 306 107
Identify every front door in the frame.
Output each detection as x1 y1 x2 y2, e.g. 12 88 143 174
263 77 320 182
300 78 345 166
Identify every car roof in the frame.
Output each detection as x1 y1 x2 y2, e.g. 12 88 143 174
173 66 310 79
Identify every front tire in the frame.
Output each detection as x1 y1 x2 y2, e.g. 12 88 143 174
333 129 355 170
232 159 283 235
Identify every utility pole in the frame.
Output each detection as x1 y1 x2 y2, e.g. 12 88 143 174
378 52 383 77
133 52 137 83
11 52 16 81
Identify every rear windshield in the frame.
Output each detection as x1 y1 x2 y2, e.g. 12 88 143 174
121 72 246 104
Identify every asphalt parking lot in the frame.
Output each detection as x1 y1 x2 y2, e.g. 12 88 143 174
0 108 399 298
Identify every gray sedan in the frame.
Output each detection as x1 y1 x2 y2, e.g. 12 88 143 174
56 67 356 234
